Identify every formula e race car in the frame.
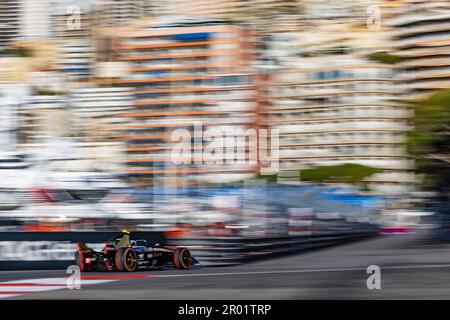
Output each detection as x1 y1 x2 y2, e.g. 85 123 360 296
74 230 197 272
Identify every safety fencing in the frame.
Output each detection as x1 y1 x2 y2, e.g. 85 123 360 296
168 229 377 266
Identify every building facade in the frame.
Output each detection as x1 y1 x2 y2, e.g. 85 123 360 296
0 0 20 49
264 1 416 194
69 87 133 142
388 0 450 99
117 18 260 186
268 56 415 194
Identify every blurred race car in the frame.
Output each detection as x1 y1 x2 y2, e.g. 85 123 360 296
74 230 197 271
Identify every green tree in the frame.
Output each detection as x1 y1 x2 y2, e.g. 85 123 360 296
299 163 380 183
0 46 33 57
368 52 409 64
408 89 450 199
256 163 380 186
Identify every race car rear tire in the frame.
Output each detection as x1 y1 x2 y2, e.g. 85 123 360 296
115 247 138 272
173 247 191 269
75 251 86 272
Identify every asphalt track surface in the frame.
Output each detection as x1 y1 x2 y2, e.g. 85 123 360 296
3 230 450 299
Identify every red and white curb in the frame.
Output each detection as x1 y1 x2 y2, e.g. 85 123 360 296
0 274 152 299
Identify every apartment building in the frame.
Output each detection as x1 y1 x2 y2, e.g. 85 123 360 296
54 39 94 81
19 0 50 40
95 0 170 27
264 1 415 194
69 87 133 142
117 18 260 186
0 0 20 49
0 0 69 49
167 0 304 32
0 85 30 151
18 95 70 144
268 56 415 194
49 7 94 81
387 0 450 99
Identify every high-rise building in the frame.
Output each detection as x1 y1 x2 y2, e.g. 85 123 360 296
69 87 133 142
18 95 70 144
387 0 450 99
95 0 171 27
54 38 94 81
19 0 50 40
49 7 95 81
50 9 92 40
0 0 52 49
167 0 304 33
0 84 30 150
117 18 260 186
265 1 416 194
268 56 415 194
0 0 20 49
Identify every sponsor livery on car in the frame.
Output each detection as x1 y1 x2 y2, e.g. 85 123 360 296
75 230 197 271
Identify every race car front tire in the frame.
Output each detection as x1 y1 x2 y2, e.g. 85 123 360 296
173 247 191 269
115 247 138 272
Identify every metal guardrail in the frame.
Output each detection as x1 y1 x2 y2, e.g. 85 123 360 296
168 229 377 266
0 229 377 269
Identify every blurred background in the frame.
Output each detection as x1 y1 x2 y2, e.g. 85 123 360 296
0 0 448 236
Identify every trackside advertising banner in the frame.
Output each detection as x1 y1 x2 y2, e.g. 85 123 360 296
0 232 166 270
